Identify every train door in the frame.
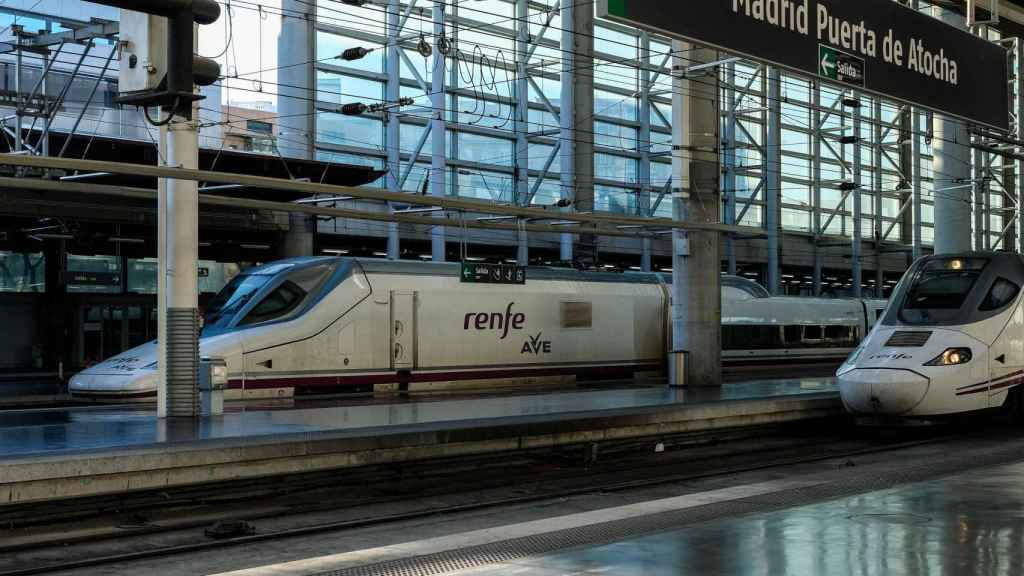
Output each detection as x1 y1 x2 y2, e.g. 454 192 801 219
390 291 416 370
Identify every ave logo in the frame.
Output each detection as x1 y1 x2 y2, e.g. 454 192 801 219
521 332 552 355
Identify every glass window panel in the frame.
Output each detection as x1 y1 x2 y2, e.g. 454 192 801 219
317 112 383 149
528 108 557 133
595 185 635 214
0 252 44 292
782 208 810 232
529 75 561 104
458 132 513 166
527 142 559 172
400 122 432 156
530 179 562 206
457 169 514 202
781 129 809 155
315 71 383 105
595 153 637 183
317 1 385 34
594 121 637 149
457 96 512 130
594 89 636 120
594 25 637 59
316 149 384 170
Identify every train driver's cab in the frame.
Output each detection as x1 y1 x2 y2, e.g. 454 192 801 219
200 257 355 336
881 253 1024 329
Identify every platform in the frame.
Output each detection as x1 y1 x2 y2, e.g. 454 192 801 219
0 378 839 506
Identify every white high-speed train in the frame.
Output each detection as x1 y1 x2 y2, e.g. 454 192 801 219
839 252 1024 420
70 257 886 400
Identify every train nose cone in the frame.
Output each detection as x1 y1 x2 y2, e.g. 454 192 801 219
839 369 930 415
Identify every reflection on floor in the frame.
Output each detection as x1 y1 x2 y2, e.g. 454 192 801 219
452 461 1024 576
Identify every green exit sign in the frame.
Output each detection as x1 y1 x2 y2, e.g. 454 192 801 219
819 45 865 88
461 263 526 285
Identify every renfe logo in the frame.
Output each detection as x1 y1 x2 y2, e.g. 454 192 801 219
464 302 526 340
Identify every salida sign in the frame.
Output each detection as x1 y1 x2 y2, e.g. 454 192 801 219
599 0 1010 130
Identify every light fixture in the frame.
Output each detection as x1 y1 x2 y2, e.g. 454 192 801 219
109 237 145 244
373 251 388 257
323 248 349 255
240 243 271 250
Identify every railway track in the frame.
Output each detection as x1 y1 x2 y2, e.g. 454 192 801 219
0 418 974 576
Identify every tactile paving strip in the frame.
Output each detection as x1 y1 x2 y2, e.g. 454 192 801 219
322 437 1024 576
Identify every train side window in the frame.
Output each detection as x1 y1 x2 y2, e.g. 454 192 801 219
825 325 856 345
561 301 592 329
783 325 802 344
979 277 1021 312
804 325 823 341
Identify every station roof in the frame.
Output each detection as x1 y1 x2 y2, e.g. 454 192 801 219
6 131 386 202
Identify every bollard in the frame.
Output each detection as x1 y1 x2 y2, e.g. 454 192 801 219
199 356 227 416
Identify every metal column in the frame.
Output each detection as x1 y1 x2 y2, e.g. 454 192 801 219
514 0 529 265
912 109 924 259
638 32 653 272
385 0 401 259
722 62 737 276
873 100 883 296
812 80 823 295
764 67 781 295
430 1 446 262
851 94 863 299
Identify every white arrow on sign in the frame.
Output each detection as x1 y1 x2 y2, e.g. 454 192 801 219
821 53 835 74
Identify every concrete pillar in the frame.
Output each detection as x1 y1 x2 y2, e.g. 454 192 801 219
159 108 201 418
931 7 972 255
430 1 447 262
282 212 316 258
670 41 721 387
571 1 594 263
278 0 316 257
558 0 577 263
277 0 314 160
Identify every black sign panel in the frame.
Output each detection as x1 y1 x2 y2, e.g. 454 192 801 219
599 0 1010 130
460 263 526 284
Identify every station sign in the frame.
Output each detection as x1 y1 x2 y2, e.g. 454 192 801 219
598 0 1010 131
461 262 526 285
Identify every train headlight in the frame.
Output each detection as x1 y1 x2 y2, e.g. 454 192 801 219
924 348 972 366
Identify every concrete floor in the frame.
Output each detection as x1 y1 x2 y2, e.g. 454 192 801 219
0 378 836 458
450 462 1024 576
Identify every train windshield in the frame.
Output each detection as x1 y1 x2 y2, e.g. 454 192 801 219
898 257 988 324
202 262 337 333
203 274 272 329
